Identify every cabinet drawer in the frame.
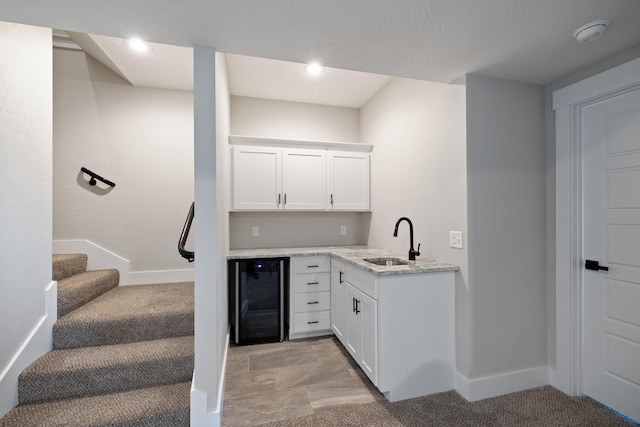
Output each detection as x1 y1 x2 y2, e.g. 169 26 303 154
294 291 330 312
293 272 330 293
345 264 378 300
292 256 331 273
293 311 330 333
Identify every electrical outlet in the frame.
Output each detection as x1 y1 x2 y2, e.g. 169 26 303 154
252 226 260 237
449 231 463 249
340 225 347 236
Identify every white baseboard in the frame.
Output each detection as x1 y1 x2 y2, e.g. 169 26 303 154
0 281 56 418
128 269 195 285
53 239 194 286
455 365 549 402
53 239 129 281
190 331 229 427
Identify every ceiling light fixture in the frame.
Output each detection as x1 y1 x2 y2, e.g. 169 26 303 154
572 20 609 43
304 62 324 76
128 37 150 52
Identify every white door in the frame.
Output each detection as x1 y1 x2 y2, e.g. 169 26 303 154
282 148 327 210
582 87 640 422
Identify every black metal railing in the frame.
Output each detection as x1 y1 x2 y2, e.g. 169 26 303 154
81 167 116 187
178 202 195 262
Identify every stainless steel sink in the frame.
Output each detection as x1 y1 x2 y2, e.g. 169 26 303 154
364 257 409 266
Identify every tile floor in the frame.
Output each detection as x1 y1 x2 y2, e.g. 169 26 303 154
222 336 384 426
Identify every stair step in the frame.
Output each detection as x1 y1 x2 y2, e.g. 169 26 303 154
0 381 190 427
52 253 87 281
53 282 194 349
18 335 194 404
57 269 119 318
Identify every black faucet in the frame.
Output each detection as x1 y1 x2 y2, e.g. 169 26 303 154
393 217 421 261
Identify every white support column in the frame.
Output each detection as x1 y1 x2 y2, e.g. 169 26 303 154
191 46 221 426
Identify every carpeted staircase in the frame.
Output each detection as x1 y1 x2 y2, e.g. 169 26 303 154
0 254 194 426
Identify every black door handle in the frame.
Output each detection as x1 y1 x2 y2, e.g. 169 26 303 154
585 260 609 271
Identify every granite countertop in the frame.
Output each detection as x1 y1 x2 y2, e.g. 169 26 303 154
227 246 459 276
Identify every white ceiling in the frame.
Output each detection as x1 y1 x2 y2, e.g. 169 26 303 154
6 0 640 104
57 31 393 108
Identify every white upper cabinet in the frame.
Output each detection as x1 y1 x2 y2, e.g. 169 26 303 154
282 148 327 210
230 136 372 212
232 145 282 210
327 151 370 211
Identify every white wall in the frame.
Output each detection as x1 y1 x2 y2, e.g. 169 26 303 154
53 48 194 275
231 96 360 142
465 75 546 380
229 95 369 249
230 212 369 249
359 77 468 373
0 22 52 417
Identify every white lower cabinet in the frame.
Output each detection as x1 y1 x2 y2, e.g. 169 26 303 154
289 256 332 339
330 261 346 341
331 259 455 403
345 282 377 384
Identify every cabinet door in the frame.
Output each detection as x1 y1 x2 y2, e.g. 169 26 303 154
345 282 378 385
232 146 282 210
358 291 377 384
345 283 361 359
330 263 346 342
282 148 327 210
327 151 370 211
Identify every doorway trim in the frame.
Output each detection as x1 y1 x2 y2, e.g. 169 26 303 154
552 56 640 395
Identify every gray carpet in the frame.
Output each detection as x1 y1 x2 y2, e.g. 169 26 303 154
52 253 87 281
257 386 637 427
0 254 193 426
19 335 194 403
57 269 119 317
0 381 191 427
53 281 194 349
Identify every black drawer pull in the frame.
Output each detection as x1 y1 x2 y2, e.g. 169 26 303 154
307 301 319 305
307 320 319 324
307 282 319 285
307 265 319 268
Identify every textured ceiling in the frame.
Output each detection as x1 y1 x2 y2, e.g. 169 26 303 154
3 0 640 86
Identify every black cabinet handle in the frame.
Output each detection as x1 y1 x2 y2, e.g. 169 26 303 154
307 320 319 324
307 265 319 268
339 271 343 284
585 260 609 271
284 193 287 205
352 297 356 313
278 193 281 205
355 299 360 314
331 194 334 205
307 301 319 305
307 281 319 286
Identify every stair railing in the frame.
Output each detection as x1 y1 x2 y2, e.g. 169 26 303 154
178 202 195 262
81 167 116 187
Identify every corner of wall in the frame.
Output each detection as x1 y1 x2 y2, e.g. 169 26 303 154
455 365 549 402
190 330 229 427
0 281 56 418
53 239 194 285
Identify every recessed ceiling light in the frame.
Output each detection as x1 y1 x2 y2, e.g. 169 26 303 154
304 62 324 76
572 20 609 43
128 38 150 52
